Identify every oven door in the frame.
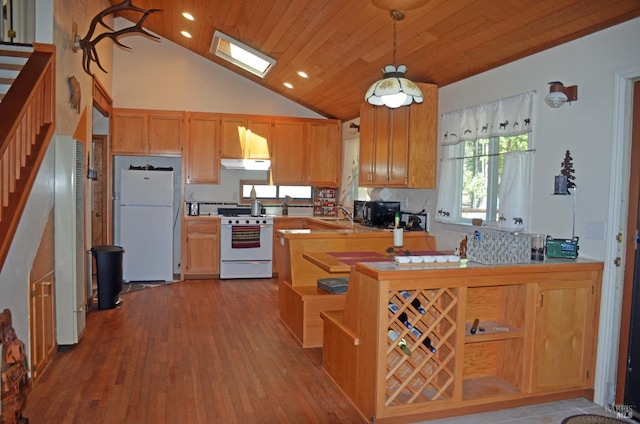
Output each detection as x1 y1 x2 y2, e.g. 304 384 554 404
220 223 273 261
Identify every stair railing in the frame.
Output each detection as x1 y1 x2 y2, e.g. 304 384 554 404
0 43 56 268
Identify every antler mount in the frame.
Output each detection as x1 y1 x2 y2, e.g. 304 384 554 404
73 0 162 76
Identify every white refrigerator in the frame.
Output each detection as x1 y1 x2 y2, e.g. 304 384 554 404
120 169 174 282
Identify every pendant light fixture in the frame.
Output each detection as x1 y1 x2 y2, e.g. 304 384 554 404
365 10 423 108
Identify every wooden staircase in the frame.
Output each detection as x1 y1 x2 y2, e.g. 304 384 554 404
0 43 56 269
0 44 31 102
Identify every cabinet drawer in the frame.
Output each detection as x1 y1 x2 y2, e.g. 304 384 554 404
186 221 219 234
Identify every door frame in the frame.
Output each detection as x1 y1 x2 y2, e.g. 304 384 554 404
615 80 640 404
597 64 640 405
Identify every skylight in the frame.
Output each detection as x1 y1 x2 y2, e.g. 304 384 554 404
210 30 276 78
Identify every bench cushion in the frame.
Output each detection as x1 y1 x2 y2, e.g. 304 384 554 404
317 277 349 294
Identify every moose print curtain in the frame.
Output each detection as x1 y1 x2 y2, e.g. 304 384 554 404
440 91 534 146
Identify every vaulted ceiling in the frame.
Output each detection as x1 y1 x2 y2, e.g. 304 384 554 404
108 0 640 121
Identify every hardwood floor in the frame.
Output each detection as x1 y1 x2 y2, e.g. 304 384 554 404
24 279 363 423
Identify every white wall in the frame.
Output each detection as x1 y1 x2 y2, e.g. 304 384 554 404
0 142 55 347
112 18 323 118
428 17 640 259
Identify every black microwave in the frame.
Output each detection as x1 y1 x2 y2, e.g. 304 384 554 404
362 201 401 228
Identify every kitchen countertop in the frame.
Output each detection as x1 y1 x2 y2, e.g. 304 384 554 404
183 215 431 234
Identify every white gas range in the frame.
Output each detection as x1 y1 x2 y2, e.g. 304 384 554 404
218 208 273 279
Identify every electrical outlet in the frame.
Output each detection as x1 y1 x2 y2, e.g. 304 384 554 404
585 221 606 240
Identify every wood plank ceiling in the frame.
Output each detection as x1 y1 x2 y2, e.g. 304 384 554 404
109 0 640 121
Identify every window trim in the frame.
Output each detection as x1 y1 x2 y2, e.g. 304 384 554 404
238 179 313 205
454 134 531 226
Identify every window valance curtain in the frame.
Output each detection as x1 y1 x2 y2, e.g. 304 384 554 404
441 91 534 145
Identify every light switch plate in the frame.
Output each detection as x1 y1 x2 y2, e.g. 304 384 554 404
585 221 606 240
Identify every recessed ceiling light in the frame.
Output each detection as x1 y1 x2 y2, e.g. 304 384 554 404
297 71 308 78
210 30 276 78
181 31 192 38
182 12 194 21
283 82 294 89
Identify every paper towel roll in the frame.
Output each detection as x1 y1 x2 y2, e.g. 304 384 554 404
393 228 404 247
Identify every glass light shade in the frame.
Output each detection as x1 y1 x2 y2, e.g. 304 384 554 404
545 91 568 108
365 65 424 108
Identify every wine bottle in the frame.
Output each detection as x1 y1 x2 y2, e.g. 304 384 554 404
411 299 426 315
398 312 412 329
423 337 437 354
388 330 412 356
400 291 426 314
409 327 437 353
388 303 400 314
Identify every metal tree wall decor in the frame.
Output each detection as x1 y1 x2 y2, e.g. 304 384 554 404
72 0 162 76
554 150 576 194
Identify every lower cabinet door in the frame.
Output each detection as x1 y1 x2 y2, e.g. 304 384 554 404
186 234 219 274
530 281 597 392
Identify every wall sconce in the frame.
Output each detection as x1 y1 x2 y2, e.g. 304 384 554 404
545 81 578 108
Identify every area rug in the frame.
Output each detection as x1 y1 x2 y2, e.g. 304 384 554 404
120 281 177 295
562 414 630 424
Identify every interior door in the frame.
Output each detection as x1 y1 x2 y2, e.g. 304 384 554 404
91 135 107 255
619 80 640 413
625 252 640 413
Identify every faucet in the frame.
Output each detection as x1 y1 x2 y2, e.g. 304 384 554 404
337 205 354 224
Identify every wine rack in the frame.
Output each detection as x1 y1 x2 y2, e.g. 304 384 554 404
386 287 458 406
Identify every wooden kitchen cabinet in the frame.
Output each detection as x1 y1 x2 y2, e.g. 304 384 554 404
359 82 438 188
529 280 600 392
271 118 341 186
112 108 184 155
220 116 272 159
186 113 220 184
321 260 603 422
30 271 56 380
184 219 220 277
272 120 306 184
307 121 341 186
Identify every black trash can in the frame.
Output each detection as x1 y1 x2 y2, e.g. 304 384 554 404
91 245 124 310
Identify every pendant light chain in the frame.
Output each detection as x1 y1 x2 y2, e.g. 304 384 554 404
392 15 397 67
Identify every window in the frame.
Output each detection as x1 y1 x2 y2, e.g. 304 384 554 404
437 91 534 231
240 182 312 202
460 134 529 223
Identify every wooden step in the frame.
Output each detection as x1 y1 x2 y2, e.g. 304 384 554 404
0 77 14 85
0 42 33 57
0 63 23 71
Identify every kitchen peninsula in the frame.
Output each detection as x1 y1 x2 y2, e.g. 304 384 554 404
276 228 437 348
320 258 603 423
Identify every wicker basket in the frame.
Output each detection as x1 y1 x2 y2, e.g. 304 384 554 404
466 230 531 264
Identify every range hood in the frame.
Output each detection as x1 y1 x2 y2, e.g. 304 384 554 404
220 158 271 171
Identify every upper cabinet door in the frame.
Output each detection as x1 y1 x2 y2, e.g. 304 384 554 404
359 104 375 186
307 121 341 187
187 113 220 184
148 111 184 155
112 110 148 153
388 107 409 186
220 117 246 159
272 120 306 184
372 107 391 186
246 118 272 159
